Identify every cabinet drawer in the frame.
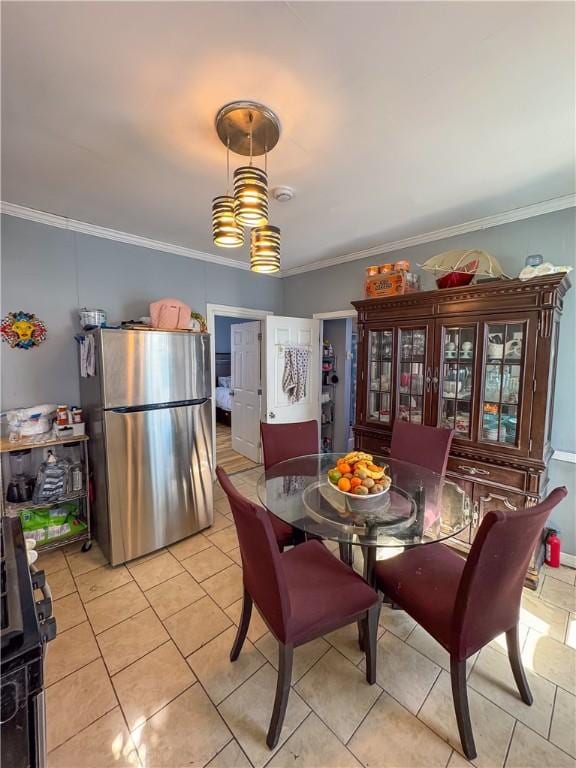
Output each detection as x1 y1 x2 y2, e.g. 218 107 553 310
357 434 391 457
447 457 526 491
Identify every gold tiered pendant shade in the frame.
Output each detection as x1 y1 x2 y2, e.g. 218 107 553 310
233 166 269 228
212 196 244 248
250 225 281 273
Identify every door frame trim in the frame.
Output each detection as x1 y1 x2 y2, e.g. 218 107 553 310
313 309 357 320
313 309 358 452
206 303 273 474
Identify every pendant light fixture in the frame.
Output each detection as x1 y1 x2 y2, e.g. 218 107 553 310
212 140 244 248
213 101 283 273
250 224 281 273
233 164 268 227
233 111 268 227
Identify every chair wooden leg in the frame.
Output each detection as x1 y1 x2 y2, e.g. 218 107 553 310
357 618 365 651
450 656 477 761
506 625 533 705
364 603 380 684
267 642 294 749
230 589 252 662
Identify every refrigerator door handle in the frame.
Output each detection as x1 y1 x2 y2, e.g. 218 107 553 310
109 398 209 414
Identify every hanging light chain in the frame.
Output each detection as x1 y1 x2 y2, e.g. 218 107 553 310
248 112 254 167
226 137 231 196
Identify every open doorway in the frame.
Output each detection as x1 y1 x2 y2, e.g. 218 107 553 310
317 313 358 454
207 304 272 475
214 317 261 473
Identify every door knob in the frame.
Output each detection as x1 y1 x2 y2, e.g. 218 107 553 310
269 411 276 419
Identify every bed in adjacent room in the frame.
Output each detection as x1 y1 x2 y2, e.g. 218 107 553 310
215 353 232 427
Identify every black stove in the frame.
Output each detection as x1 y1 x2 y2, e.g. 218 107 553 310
1 517 56 768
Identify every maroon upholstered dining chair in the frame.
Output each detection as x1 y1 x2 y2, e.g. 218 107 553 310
373 486 568 760
217 465 380 749
261 420 319 470
260 420 319 549
390 421 454 475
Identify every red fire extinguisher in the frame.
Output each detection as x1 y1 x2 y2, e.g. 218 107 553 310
545 528 561 568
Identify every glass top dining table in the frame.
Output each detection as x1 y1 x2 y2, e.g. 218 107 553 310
257 452 472 584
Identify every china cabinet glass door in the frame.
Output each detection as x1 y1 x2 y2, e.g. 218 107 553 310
480 319 529 448
397 326 429 424
367 329 394 424
437 324 477 439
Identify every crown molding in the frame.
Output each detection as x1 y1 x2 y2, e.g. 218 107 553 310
280 194 576 277
2 195 574 279
0 201 260 273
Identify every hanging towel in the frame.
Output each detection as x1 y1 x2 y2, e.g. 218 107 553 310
282 347 310 403
79 334 95 377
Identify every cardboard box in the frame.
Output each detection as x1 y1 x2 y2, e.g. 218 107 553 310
364 270 418 299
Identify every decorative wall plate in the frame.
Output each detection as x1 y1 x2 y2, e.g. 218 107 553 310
1 311 47 349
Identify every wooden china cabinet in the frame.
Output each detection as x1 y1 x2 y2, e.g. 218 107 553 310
352 273 571 587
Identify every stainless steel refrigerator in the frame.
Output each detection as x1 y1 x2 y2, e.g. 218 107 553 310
80 329 213 566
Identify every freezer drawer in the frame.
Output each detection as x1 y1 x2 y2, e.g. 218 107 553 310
104 400 213 565
98 329 211 408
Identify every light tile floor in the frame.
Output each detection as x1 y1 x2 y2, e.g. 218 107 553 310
41 467 576 768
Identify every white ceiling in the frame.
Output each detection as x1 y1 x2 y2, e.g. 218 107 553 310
2 1 574 271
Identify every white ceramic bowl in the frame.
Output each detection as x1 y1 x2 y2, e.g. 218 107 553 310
328 478 390 500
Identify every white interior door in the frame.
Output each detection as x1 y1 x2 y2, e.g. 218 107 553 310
231 321 261 462
264 316 320 427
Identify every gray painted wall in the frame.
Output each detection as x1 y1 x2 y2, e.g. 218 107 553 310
1 214 283 411
214 316 252 354
285 208 576 554
284 208 576 451
548 459 576 559
2 210 574 554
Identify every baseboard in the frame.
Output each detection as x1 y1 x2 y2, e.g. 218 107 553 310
560 552 576 568
553 450 576 464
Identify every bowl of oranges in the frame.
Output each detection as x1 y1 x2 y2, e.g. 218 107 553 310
327 452 391 498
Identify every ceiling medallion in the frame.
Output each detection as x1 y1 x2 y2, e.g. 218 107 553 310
211 101 282 273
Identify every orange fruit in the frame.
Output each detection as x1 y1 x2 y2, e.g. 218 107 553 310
350 477 362 489
338 462 352 475
338 477 352 493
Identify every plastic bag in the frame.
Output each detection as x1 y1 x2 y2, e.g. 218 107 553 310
32 451 69 503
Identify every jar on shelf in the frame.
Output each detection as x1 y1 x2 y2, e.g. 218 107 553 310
63 443 83 493
56 406 69 426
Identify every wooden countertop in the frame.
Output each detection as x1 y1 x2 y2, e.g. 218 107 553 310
0 433 89 454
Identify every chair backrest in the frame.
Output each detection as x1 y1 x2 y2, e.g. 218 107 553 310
452 486 568 659
260 420 319 470
216 466 291 642
390 421 454 475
